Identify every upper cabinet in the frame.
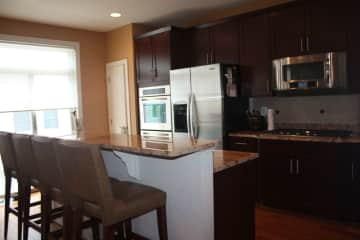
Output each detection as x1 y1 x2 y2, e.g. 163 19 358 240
135 27 190 87
240 13 271 97
190 21 239 66
269 5 306 59
269 1 348 59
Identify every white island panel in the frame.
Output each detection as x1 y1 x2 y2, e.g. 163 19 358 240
102 149 214 240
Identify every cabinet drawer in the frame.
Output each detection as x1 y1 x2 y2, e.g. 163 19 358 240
228 137 258 152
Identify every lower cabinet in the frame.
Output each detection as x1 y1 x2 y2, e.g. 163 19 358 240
214 160 256 240
259 140 355 220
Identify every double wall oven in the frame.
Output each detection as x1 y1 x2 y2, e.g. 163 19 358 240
139 85 172 143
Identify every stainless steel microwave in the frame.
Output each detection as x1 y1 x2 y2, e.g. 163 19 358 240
272 52 347 91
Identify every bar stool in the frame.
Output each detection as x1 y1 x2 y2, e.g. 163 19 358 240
54 139 168 240
12 133 41 240
0 132 22 240
31 135 100 240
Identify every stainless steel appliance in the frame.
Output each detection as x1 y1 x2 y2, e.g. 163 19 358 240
139 85 172 133
272 52 347 92
170 64 248 148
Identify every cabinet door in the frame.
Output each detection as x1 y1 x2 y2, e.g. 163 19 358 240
152 31 171 85
190 28 211 66
240 14 271 97
259 140 298 210
211 21 239 64
348 0 360 93
298 142 338 218
269 5 306 58
337 143 360 221
135 37 154 85
306 1 348 54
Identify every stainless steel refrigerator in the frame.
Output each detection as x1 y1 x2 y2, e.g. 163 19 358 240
170 63 248 148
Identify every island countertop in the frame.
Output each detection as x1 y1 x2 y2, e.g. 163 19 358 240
213 150 259 173
63 133 218 159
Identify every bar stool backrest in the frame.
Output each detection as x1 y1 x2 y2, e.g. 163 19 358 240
12 134 39 182
31 136 62 190
54 139 113 209
0 131 17 172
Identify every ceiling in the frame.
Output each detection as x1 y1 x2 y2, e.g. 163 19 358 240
0 0 260 32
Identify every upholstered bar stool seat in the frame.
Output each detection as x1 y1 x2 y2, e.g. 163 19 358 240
84 178 166 225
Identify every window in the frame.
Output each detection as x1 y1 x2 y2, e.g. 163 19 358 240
0 40 79 137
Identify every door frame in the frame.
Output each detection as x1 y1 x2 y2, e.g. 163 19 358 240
106 59 131 134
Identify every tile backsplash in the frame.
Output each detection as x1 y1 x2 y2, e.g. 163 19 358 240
250 94 360 131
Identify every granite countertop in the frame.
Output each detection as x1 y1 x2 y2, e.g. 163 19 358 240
229 131 360 143
213 150 259 173
62 133 218 159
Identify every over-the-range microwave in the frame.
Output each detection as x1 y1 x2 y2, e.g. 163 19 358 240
272 52 347 92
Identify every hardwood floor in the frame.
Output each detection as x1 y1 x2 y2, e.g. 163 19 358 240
2 201 360 239
256 205 360 240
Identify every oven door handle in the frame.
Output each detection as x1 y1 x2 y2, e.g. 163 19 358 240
141 97 169 101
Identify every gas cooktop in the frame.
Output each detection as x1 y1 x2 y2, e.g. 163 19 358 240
266 129 353 137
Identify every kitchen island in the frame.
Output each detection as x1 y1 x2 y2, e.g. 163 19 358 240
74 134 217 240
68 134 257 240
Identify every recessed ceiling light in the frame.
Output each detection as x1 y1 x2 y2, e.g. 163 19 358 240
110 12 121 18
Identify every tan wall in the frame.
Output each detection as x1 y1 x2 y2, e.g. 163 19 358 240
105 23 153 134
0 17 108 138
184 0 291 27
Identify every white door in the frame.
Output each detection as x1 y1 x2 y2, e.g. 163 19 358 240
106 60 131 135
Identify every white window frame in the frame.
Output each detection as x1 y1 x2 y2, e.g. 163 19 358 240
0 34 83 133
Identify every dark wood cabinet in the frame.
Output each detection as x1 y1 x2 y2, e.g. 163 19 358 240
211 21 239 64
337 143 360 222
269 1 349 58
190 20 239 66
240 13 271 96
152 32 171 84
269 5 306 59
348 0 360 93
136 37 154 86
259 140 340 219
306 1 348 54
228 136 258 152
135 27 189 87
214 160 256 240
190 27 211 66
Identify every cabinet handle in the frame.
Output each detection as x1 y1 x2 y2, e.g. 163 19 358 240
154 68 158 78
211 52 214 64
290 159 293 175
206 53 209 64
296 160 299 175
306 36 310 52
300 37 304 53
352 162 355 181
234 142 248 145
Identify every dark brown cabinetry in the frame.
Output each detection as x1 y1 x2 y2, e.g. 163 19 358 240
348 0 360 93
337 143 360 222
269 1 348 59
240 13 271 96
190 21 239 66
214 160 256 240
228 136 258 152
269 5 306 59
259 140 339 219
135 27 189 87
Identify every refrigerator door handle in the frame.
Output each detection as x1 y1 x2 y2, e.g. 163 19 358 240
187 95 192 138
192 94 199 139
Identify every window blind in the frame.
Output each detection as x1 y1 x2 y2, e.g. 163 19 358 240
0 42 78 112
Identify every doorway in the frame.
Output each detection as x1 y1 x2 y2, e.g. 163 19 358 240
106 60 131 135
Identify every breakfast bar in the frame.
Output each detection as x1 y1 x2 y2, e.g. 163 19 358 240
69 134 258 240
